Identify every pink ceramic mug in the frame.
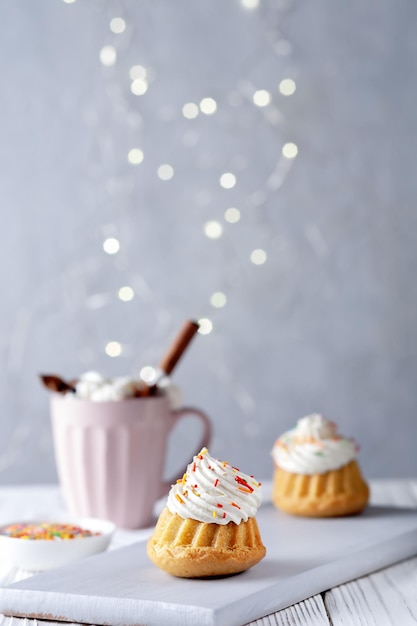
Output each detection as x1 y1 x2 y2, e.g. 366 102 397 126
50 394 212 529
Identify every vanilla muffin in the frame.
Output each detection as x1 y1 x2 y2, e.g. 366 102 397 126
272 414 369 517
147 447 266 578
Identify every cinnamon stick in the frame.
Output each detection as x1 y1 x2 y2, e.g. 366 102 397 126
39 374 76 394
158 319 200 376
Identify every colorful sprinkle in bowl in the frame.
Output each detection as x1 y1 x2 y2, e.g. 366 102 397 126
0 518 115 571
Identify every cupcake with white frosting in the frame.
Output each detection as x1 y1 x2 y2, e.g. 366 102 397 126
147 448 266 577
271 414 369 517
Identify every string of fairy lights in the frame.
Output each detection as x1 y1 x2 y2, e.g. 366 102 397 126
62 0 298 378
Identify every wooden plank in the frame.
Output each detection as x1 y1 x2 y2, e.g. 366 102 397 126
325 555 417 626
1 481 417 626
2 503 417 626
324 481 417 625
246 595 330 625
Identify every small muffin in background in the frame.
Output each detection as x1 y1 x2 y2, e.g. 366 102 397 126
271 414 369 517
147 448 266 578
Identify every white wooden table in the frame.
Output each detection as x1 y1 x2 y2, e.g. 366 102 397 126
0 480 416 626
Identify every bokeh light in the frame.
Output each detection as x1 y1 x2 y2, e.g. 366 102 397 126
198 318 213 334
105 341 122 357
99 46 117 67
220 172 236 189
200 97 217 115
279 78 296 96
210 292 227 308
127 148 144 165
224 207 241 223
131 78 148 95
157 164 174 180
282 142 298 159
182 102 199 119
250 249 267 265
253 90 272 107
129 65 147 80
118 286 134 301
240 0 260 9
103 237 120 255
110 18 126 34
204 221 223 239
140 366 156 382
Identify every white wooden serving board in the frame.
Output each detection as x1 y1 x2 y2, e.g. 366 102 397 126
1 503 417 626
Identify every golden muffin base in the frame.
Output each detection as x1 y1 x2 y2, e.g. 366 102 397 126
272 460 369 517
147 508 266 578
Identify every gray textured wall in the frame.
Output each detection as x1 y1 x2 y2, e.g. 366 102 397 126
1 0 416 485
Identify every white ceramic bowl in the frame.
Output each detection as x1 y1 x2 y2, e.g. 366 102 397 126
0 517 115 571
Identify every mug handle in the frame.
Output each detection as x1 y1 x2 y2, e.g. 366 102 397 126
159 406 212 498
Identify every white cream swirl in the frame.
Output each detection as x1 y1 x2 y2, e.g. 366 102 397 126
75 371 138 401
71 371 182 407
167 448 263 525
272 414 358 475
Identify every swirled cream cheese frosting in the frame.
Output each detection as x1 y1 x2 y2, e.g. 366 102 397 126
167 448 263 525
272 414 358 475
